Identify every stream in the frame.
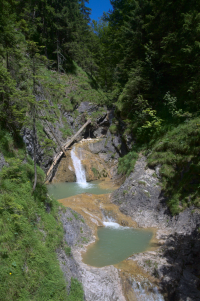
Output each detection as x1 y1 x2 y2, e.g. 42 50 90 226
47 143 164 301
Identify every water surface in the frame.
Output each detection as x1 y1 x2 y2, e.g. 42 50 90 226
47 181 115 200
82 223 153 267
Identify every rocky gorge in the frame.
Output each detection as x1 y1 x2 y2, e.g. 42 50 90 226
21 101 200 301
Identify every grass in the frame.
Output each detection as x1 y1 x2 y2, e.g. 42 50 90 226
64 246 72 256
68 278 84 301
118 151 139 175
138 181 146 186
147 117 200 215
60 126 72 140
0 127 84 300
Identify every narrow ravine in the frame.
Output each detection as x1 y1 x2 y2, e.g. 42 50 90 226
48 139 165 301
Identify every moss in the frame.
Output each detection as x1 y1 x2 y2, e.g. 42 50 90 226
100 169 108 178
81 237 88 243
92 167 100 178
71 212 79 220
64 246 71 256
143 190 151 198
138 181 146 186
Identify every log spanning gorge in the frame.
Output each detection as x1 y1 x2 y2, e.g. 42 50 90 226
47 140 164 301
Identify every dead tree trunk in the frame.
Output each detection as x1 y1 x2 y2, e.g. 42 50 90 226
32 105 37 193
45 119 91 183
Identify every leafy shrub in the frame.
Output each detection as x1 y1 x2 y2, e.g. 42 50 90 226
109 124 118 134
92 167 99 178
118 151 138 175
148 117 200 215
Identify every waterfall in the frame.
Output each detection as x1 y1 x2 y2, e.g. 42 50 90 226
71 146 87 186
132 281 164 301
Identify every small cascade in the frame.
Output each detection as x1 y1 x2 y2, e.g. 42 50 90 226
71 146 87 187
132 280 164 301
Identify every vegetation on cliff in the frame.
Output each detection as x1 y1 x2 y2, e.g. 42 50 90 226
0 128 84 300
95 0 200 215
1 0 200 297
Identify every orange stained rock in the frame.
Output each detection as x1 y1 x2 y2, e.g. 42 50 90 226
58 193 137 236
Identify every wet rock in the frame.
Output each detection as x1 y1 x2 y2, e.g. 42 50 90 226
52 153 76 183
59 208 126 301
121 220 128 227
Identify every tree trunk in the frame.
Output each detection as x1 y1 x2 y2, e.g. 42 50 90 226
6 51 9 71
32 105 37 193
45 119 91 183
32 56 37 194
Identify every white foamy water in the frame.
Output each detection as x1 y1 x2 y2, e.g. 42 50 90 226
103 221 130 229
103 221 121 228
132 281 164 301
71 147 88 187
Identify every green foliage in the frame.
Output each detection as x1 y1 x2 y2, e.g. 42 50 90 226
163 92 192 119
64 246 71 256
148 117 200 214
68 278 84 301
90 108 107 123
92 167 100 178
0 128 86 300
71 212 79 220
109 124 118 134
0 151 67 300
60 126 72 140
118 151 139 176
138 181 146 186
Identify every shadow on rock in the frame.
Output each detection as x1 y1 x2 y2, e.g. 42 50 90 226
160 229 200 301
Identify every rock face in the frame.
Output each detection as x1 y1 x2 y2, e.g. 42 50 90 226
22 127 55 173
52 152 76 183
59 207 126 301
22 101 131 176
111 155 200 301
112 156 170 228
52 142 112 183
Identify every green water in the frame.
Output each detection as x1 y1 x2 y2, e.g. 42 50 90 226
82 224 153 267
47 181 115 200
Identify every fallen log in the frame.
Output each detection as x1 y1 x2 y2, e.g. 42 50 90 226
45 119 91 183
